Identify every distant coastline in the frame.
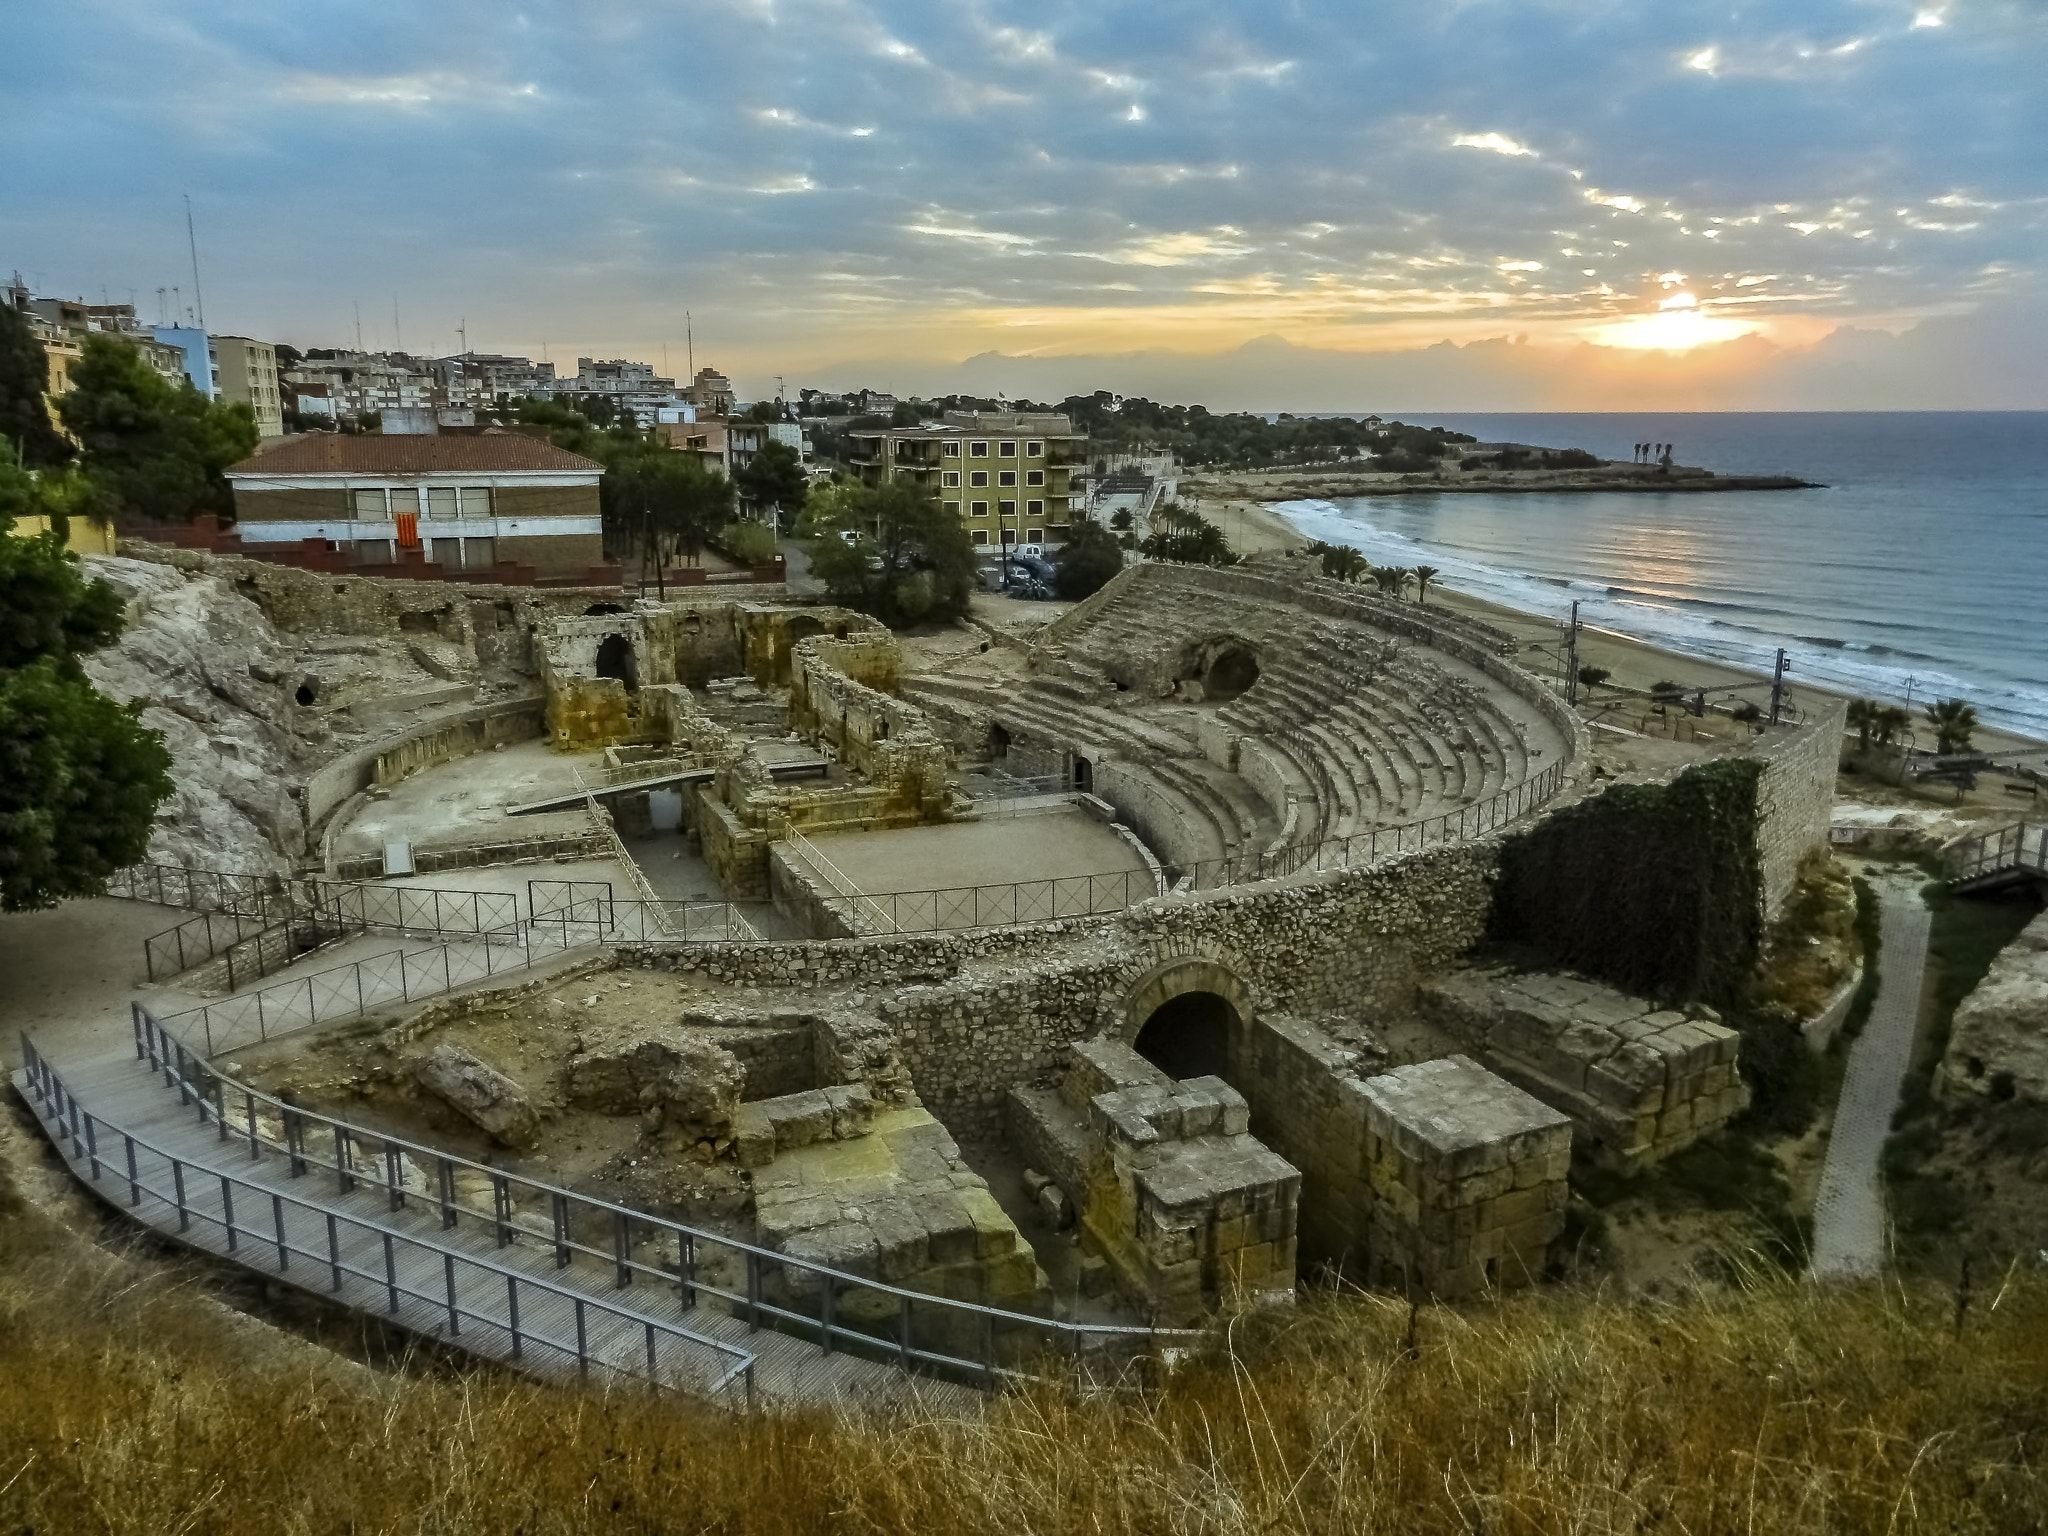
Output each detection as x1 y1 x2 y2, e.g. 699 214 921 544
1226 472 1821 498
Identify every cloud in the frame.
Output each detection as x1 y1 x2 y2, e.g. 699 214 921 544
0 0 2039 403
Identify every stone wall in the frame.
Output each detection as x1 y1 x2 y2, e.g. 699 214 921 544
1419 968 1747 1170
1940 909 2048 1106
1752 698 1847 915
371 698 547 787
625 839 1501 1138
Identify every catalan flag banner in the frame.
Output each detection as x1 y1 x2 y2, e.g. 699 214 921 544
395 512 420 548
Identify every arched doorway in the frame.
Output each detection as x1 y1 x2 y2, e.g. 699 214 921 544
594 633 638 692
1133 990 1237 1082
1073 755 1093 794
1204 646 1260 700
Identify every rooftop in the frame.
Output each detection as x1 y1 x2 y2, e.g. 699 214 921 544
227 430 604 477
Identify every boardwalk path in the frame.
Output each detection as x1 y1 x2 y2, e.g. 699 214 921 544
16 1036 975 1411
1810 879 1931 1279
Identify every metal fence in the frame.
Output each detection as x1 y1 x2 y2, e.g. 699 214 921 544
529 897 763 945
95 1009 1198 1395
159 935 555 1056
105 862 285 916
19 1032 757 1404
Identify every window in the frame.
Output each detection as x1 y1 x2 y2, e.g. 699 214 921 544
999 499 1016 516
969 469 990 487
942 471 960 488
352 488 386 518
389 487 420 518
1025 469 1044 486
971 529 988 546
942 442 960 457
997 470 1016 487
430 537 463 567
969 441 989 457
1000 528 1016 545
1026 440 1044 456
970 501 989 517
1027 500 1044 516
426 487 458 520
998 440 1017 457
1025 529 1043 544
460 486 492 519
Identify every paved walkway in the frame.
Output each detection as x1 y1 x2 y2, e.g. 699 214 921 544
1810 879 1931 1279
16 1036 973 1410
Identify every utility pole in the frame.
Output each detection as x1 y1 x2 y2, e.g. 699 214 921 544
1769 647 1790 726
1564 600 1580 706
183 194 206 329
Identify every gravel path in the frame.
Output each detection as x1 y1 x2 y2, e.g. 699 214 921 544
1810 878 1931 1279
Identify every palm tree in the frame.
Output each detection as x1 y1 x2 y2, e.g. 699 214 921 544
1845 698 1877 752
1874 705 1909 747
1924 698 1978 756
1413 564 1441 604
1374 565 1412 599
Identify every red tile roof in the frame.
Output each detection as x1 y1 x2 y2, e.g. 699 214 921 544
227 430 603 476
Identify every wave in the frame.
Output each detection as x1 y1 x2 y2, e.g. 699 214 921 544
1269 497 2048 741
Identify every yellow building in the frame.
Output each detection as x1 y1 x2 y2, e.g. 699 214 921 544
5 514 117 555
210 335 284 437
845 411 1085 550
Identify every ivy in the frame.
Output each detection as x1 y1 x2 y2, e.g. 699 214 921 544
1490 759 1766 1009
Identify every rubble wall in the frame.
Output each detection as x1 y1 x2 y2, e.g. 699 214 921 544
1753 698 1847 915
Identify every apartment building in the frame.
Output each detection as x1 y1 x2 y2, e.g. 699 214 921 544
559 357 684 426
651 415 767 474
845 411 1085 549
681 366 736 416
210 335 283 437
6 279 190 392
286 351 437 416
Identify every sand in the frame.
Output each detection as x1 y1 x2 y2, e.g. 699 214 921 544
1199 477 2048 764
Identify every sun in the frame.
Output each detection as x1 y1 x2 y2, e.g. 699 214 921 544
1590 295 1757 351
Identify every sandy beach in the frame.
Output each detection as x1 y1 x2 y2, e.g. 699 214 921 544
1199 479 2048 765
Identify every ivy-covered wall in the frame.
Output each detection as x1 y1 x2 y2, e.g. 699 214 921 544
1490 759 1766 1008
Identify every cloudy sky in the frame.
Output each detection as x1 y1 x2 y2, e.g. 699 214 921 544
5 0 2045 408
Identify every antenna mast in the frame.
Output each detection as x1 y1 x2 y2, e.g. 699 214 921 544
183 194 206 329
354 301 364 351
686 312 694 378
393 296 402 353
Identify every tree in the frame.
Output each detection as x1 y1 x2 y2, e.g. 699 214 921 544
1372 565 1412 598
1924 698 1978 756
1874 705 1910 747
1846 698 1877 752
1413 564 1441 604
0 443 172 909
1577 665 1611 691
57 334 257 523
1317 544 1369 583
0 304 73 467
1139 503 1237 566
1054 517 1124 599
800 479 976 627
734 439 808 526
601 450 735 578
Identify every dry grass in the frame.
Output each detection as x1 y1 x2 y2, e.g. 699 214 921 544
4 1141 2047 1536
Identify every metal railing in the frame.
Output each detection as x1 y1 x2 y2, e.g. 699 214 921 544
18 1033 757 1405
159 934 555 1056
80 1010 1201 1395
1945 822 2046 887
528 896 761 945
105 861 285 916
784 828 902 934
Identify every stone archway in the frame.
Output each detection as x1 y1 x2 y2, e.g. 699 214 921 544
594 633 638 692
1119 957 1260 1085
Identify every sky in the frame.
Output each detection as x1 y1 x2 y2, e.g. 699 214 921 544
4 0 2045 410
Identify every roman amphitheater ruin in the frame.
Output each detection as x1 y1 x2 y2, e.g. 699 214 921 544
14 543 1843 1401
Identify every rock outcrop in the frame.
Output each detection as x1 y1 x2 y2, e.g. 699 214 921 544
1941 910 2048 1106
81 557 309 874
564 1030 744 1141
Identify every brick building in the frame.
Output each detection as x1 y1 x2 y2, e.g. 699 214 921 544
225 431 604 578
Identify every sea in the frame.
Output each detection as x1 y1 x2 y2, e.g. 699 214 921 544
1268 412 2048 743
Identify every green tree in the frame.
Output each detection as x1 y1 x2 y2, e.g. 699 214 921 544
0 443 172 909
1316 544 1369 583
0 304 74 467
1053 517 1124 599
601 450 735 578
1874 705 1910 747
1413 564 1441 603
1846 698 1877 752
56 334 257 523
734 439 808 526
717 520 778 566
1577 665 1611 691
1372 565 1412 598
1924 698 1978 756
800 479 976 627
1138 503 1237 566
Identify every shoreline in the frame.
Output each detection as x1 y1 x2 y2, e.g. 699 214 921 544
1207 489 2048 760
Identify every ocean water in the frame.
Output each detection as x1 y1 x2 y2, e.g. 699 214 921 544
1270 412 2048 742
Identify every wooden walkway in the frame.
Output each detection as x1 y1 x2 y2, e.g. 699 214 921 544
15 1041 976 1412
